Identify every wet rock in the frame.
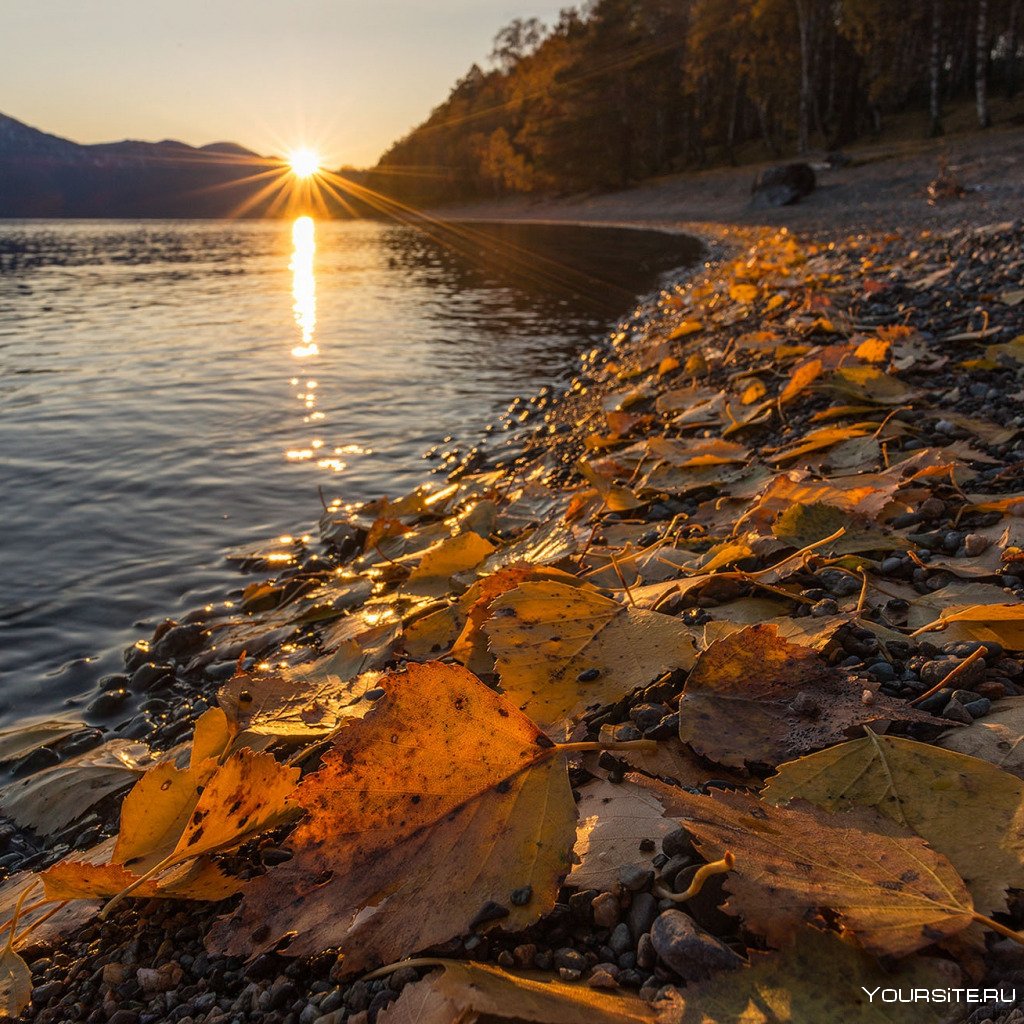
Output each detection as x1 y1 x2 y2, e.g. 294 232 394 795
129 662 174 693
649 910 743 981
661 828 693 860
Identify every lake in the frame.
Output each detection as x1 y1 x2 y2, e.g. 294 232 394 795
0 218 698 731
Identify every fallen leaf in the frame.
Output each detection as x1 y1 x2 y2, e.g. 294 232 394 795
656 929 960 1024
210 662 578 972
780 359 821 405
763 734 1024 916
113 708 235 871
569 774 681 890
912 602 1024 648
484 581 697 736
772 502 906 555
771 424 877 464
678 625 939 768
0 946 31 1020
0 739 150 836
829 365 915 405
406 532 496 596
218 665 375 741
40 846 242 903
938 696 1024 777
667 789 975 956
378 960 654 1024
0 719 83 765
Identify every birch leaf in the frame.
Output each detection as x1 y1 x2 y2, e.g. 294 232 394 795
484 581 697 737
763 734 1024 916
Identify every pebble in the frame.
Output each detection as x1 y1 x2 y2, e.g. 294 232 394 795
661 828 693 860
592 891 620 928
626 892 658 941
649 910 744 981
964 697 992 718
618 864 654 892
942 697 974 724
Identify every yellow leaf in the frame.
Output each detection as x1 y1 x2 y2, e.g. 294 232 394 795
484 581 697 736
378 960 655 1024
740 379 766 405
406 532 496 596
668 319 702 340
0 946 32 1020
913 602 1024 648
764 734 1024 916
664 789 976 956
729 283 759 303
779 358 821 405
657 930 959 1024
210 663 578 972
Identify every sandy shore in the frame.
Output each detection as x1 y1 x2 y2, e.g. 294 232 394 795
432 124 1024 235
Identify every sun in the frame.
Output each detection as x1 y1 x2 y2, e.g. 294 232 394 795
288 148 320 179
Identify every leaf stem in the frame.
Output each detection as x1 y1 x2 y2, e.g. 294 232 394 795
362 957 447 982
909 645 987 707
972 912 1024 947
655 852 735 903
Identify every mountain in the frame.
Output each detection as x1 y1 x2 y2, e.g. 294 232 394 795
0 112 303 218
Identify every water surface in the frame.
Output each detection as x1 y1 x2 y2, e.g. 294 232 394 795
0 218 697 728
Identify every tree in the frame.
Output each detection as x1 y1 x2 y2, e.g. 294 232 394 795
930 0 944 136
977 0 992 126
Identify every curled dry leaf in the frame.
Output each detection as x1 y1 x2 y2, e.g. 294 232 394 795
568 774 682 891
655 929 960 1024
484 581 698 737
678 625 940 768
209 662 579 973
378 960 654 1024
40 850 242 903
40 709 298 905
667 789 975 956
763 734 1024 916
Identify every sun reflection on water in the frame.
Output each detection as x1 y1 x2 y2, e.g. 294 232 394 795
290 215 317 359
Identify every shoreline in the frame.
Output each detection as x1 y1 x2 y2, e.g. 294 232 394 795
4 175 1024 1022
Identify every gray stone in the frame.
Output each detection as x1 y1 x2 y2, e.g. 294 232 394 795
650 910 743 981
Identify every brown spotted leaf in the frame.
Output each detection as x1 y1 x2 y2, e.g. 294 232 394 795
763 734 1024 917
209 662 579 973
668 789 975 956
678 625 940 768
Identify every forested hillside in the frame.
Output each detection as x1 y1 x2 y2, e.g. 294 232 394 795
369 0 1022 203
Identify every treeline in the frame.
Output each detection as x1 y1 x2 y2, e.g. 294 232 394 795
366 0 1022 204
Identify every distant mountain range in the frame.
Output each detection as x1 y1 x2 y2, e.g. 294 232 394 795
0 112 353 218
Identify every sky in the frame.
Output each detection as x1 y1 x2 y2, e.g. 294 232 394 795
0 1 570 168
